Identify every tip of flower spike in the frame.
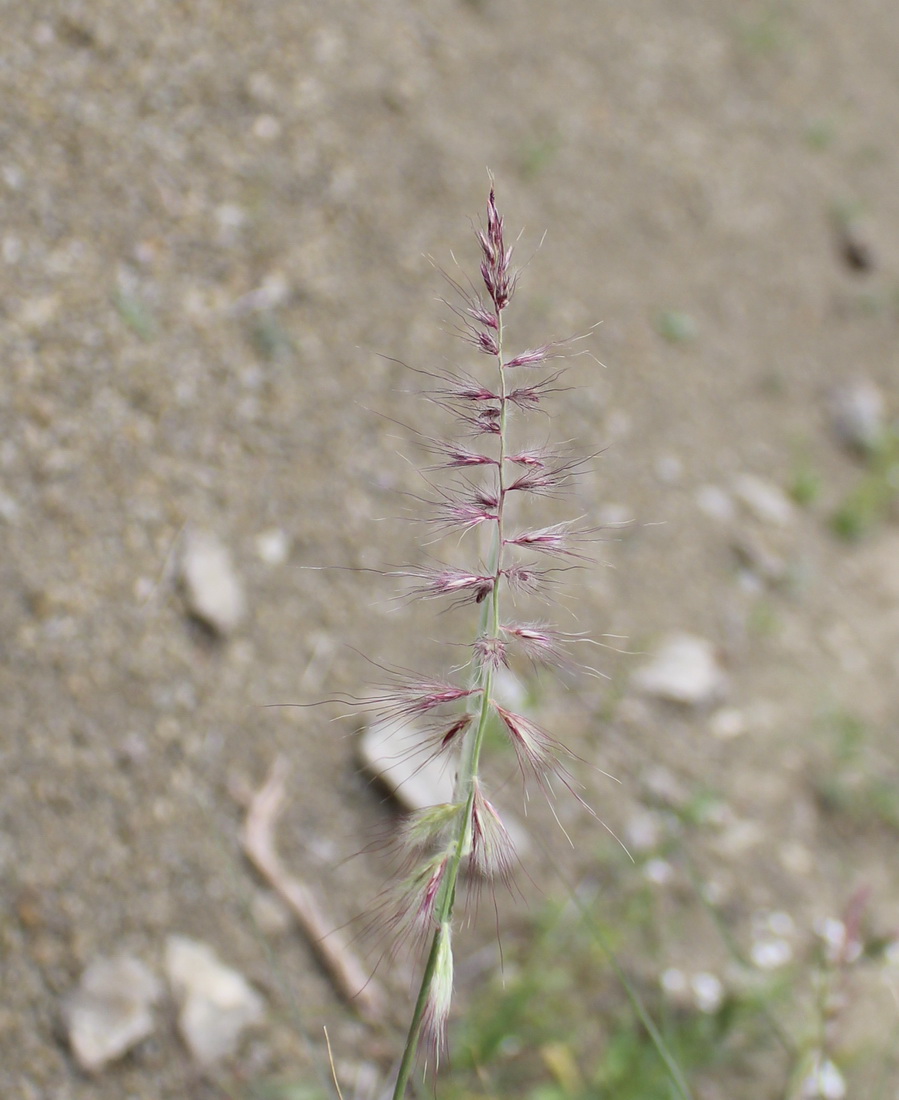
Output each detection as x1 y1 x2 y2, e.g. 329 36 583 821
477 189 517 311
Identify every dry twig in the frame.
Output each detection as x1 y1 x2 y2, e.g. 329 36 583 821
241 757 384 1023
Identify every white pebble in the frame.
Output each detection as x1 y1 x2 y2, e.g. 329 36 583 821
63 955 161 1072
179 528 246 635
359 717 457 812
633 632 727 707
733 474 794 527
164 936 265 1066
252 114 281 140
255 528 290 566
830 378 885 454
709 707 746 740
695 484 735 522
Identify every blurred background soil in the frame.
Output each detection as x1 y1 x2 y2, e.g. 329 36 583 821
2 1 898 1097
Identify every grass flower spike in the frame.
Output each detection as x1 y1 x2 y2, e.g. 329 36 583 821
383 187 597 1097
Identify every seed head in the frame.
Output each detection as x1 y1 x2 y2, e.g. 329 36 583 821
469 780 516 879
407 567 495 605
390 854 450 944
477 188 517 311
368 675 481 725
422 922 454 1053
399 803 465 853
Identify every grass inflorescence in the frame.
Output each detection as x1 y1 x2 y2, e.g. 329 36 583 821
365 186 601 1098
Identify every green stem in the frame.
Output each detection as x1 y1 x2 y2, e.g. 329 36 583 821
391 312 508 1099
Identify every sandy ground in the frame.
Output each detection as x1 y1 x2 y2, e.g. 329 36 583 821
2 1 898 1097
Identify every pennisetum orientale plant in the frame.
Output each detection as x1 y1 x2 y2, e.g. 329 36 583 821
365 185 601 1098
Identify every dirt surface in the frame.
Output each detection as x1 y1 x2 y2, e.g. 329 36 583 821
2 1 899 1097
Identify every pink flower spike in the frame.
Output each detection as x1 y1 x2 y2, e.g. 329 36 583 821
501 623 572 665
437 714 472 750
505 447 554 469
507 369 569 410
503 344 555 369
474 329 500 356
507 453 591 497
477 188 517 310
409 567 495 605
426 440 497 470
505 386 542 411
470 780 516 879
368 676 481 724
500 563 555 596
440 502 498 530
391 856 449 943
466 301 498 330
492 703 558 775
471 634 509 671
466 407 502 436
446 380 498 404
505 521 595 560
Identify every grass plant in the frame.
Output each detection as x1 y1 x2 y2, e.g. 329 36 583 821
359 186 605 1097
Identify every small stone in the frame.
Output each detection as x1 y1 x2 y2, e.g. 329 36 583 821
655 454 684 485
252 114 281 141
359 717 457 812
255 528 290 566
829 378 886 454
62 955 162 1072
733 474 795 527
164 936 265 1066
633 633 726 707
179 529 246 635
709 706 746 740
695 484 735 522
